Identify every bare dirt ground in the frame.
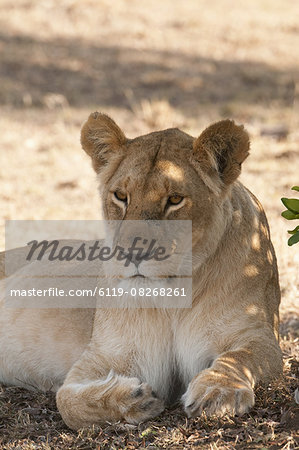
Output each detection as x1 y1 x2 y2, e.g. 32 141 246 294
0 0 298 448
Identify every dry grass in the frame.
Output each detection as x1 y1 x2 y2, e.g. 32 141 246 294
0 347 298 449
0 0 298 448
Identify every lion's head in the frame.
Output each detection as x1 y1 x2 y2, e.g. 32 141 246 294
81 112 249 224
80 113 250 303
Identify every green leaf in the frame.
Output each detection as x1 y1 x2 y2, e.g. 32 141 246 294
288 225 299 235
291 186 299 192
288 231 299 246
281 210 299 220
140 428 157 438
281 198 299 214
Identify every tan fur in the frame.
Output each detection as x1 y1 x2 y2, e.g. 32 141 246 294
0 113 282 429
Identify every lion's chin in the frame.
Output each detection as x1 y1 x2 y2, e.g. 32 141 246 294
117 275 180 292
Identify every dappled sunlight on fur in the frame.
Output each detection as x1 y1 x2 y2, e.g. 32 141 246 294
0 113 282 429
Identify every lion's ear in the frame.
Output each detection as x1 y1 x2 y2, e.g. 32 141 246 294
192 120 250 191
81 112 127 172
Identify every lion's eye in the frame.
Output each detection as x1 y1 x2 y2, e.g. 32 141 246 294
168 195 183 205
114 191 127 202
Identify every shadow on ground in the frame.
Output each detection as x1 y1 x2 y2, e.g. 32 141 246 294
0 348 298 449
0 31 296 117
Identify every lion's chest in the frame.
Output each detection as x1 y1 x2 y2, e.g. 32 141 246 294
95 309 216 402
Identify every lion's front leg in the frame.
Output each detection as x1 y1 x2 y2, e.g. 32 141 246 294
183 363 255 417
182 334 282 418
56 351 164 430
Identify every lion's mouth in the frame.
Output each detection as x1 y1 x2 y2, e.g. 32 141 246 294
130 274 145 279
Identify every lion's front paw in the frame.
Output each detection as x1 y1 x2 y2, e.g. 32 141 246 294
57 375 164 429
120 380 165 424
182 371 254 418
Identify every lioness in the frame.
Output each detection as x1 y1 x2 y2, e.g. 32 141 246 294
0 113 282 429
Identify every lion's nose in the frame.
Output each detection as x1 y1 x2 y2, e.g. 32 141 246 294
122 250 152 268
129 252 142 268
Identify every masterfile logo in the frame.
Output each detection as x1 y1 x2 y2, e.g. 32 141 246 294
5 220 192 308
